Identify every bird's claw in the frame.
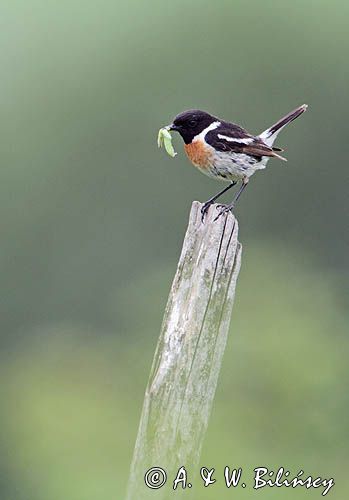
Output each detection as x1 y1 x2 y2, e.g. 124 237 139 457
214 204 235 221
201 202 212 222
215 204 227 211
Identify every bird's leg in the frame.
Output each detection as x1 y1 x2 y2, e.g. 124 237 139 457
214 177 249 221
201 181 237 222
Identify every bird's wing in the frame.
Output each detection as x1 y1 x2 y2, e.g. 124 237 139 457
206 125 286 160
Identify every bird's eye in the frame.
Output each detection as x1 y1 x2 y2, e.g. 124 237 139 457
189 119 197 127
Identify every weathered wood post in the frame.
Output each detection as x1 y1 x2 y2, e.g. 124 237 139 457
126 201 242 499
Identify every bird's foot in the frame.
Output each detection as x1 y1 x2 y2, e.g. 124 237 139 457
214 203 235 221
201 201 214 222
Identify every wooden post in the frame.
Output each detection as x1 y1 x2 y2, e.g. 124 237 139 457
126 202 242 499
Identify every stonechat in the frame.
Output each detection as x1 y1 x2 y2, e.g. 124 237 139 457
166 104 307 221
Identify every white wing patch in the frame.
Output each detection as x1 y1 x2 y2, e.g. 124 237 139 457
217 134 254 144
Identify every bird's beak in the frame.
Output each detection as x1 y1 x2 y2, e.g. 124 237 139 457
166 123 178 132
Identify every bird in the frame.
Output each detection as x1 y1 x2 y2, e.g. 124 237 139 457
165 104 308 221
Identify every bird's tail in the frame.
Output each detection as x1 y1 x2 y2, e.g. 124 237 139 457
259 104 308 147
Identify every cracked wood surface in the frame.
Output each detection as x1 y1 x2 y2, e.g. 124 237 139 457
126 202 242 499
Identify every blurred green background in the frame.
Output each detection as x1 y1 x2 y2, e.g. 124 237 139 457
0 0 348 498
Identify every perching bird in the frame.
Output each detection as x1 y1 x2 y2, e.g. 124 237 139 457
166 104 307 221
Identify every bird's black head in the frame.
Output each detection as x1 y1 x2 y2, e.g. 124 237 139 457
168 109 217 144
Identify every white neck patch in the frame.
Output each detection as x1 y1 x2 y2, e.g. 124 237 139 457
193 121 220 142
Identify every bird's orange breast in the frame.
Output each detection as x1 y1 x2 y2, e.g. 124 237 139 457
184 140 213 169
